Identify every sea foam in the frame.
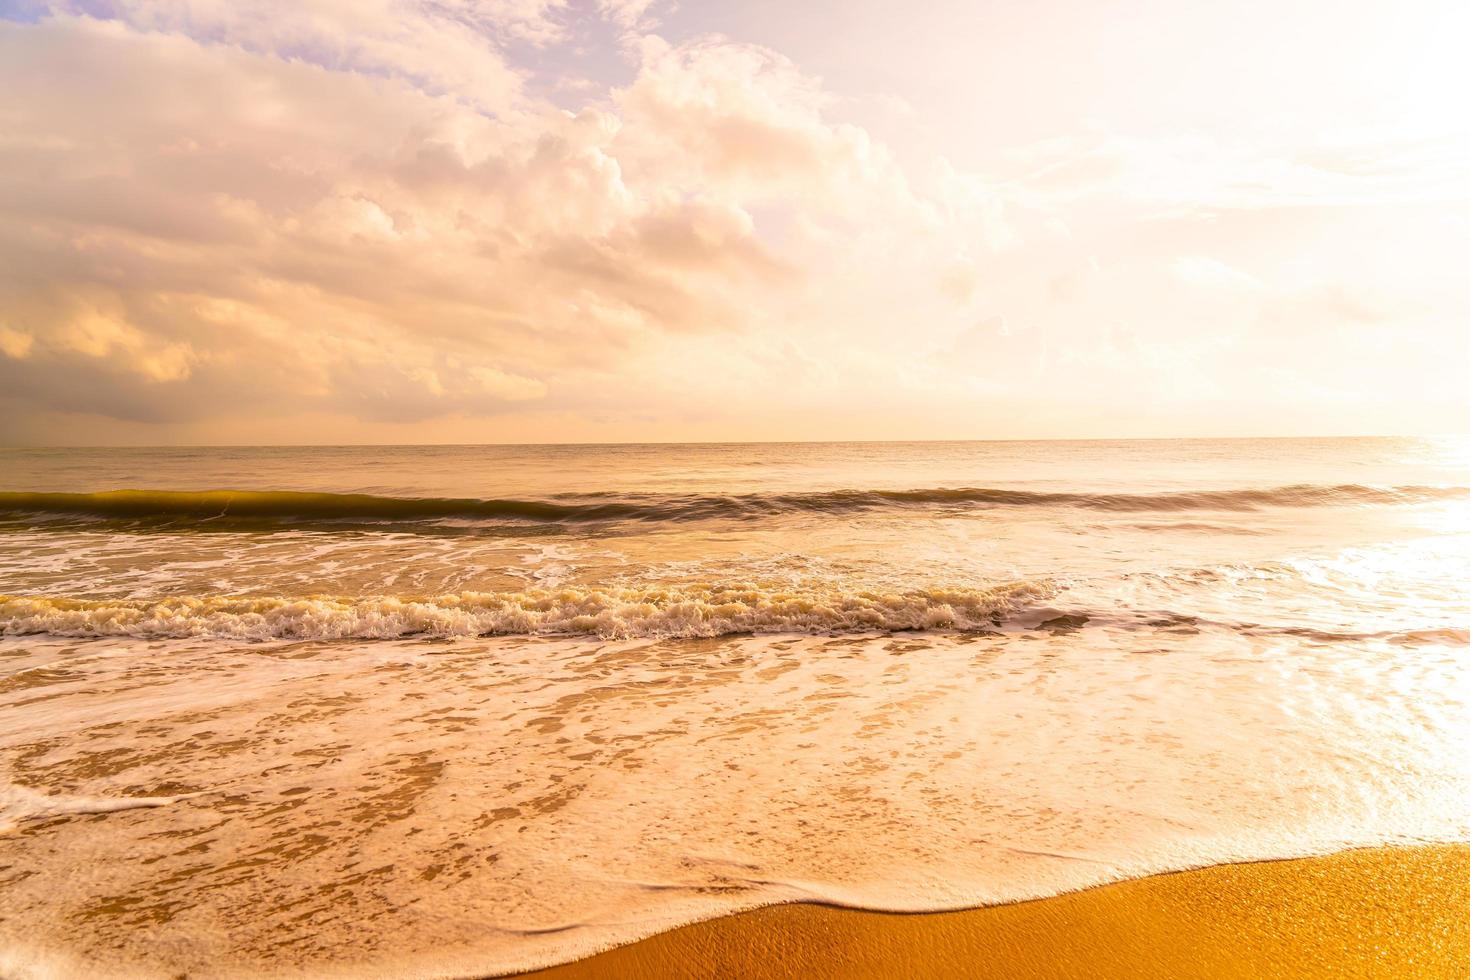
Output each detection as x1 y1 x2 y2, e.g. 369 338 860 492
0 581 1052 640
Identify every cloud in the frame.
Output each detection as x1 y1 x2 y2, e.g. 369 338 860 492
50 0 544 106
1170 256 1262 291
1004 129 1470 217
4 0 1018 440
1 2 1467 443
0 325 34 360
0 10 844 429
598 0 662 31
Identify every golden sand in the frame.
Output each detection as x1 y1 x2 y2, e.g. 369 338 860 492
525 844 1470 979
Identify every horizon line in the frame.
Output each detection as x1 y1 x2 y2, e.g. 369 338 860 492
3 433 1464 452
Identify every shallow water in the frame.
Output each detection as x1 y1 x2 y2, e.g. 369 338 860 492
2 438 1470 976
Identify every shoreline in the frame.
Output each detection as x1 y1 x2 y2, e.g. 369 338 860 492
520 843 1470 979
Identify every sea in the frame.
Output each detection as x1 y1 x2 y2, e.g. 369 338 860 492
3 438 1470 976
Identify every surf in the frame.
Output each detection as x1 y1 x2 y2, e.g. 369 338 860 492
0 581 1053 640
0 483 1462 531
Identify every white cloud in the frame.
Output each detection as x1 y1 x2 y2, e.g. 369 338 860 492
1170 256 1262 291
1 2 1467 442
0 10 922 430
0 325 34 360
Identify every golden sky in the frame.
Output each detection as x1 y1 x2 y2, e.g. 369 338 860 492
1 0 1468 444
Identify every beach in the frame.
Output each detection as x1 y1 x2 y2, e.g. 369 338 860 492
7 0 1469 972
3 440 1470 977
530 845 1470 979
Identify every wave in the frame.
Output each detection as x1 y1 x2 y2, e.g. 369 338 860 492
1 483 1464 530
0 784 206 835
0 582 1052 640
1121 610 1470 647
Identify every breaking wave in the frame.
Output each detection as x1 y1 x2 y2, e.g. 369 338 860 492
0 581 1052 640
1 483 1464 530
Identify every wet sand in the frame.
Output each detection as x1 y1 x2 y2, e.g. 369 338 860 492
525 844 1470 979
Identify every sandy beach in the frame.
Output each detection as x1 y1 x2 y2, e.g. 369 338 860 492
6 443 1470 978
528 844 1470 979
5 0 1469 969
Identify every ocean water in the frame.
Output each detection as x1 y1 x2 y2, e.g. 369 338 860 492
3 438 1470 976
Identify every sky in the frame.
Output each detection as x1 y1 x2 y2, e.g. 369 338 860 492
1 0 1468 445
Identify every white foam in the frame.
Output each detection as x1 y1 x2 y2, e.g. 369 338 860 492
0 782 206 835
0 581 1052 640
1 629 1468 977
